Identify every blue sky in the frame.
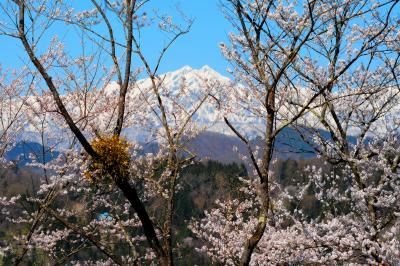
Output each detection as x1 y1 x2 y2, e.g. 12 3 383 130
142 0 231 74
0 1 231 76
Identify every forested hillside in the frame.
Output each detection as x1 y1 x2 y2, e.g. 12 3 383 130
1 157 341 265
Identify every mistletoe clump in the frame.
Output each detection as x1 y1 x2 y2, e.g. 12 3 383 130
85 135 131 184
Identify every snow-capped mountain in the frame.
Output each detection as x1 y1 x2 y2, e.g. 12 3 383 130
13 65 263 146
118 65 265 142
7 65 399 165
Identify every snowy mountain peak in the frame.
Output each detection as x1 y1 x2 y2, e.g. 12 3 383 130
105 65 229 96
198 65 227 79
172 65 193 75
200 65 212 70
135 65 230 92
163 65 229 82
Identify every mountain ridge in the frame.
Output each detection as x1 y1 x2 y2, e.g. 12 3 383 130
3 65 366 166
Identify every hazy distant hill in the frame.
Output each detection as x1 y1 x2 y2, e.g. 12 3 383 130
4 141 59 166
184 127 357 164
5 126 359 167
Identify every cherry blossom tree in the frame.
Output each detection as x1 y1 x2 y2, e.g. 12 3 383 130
0 67 32 165
0 0 220 265
192 0 400 265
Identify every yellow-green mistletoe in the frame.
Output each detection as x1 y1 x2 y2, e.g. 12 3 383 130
85 134 131 184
